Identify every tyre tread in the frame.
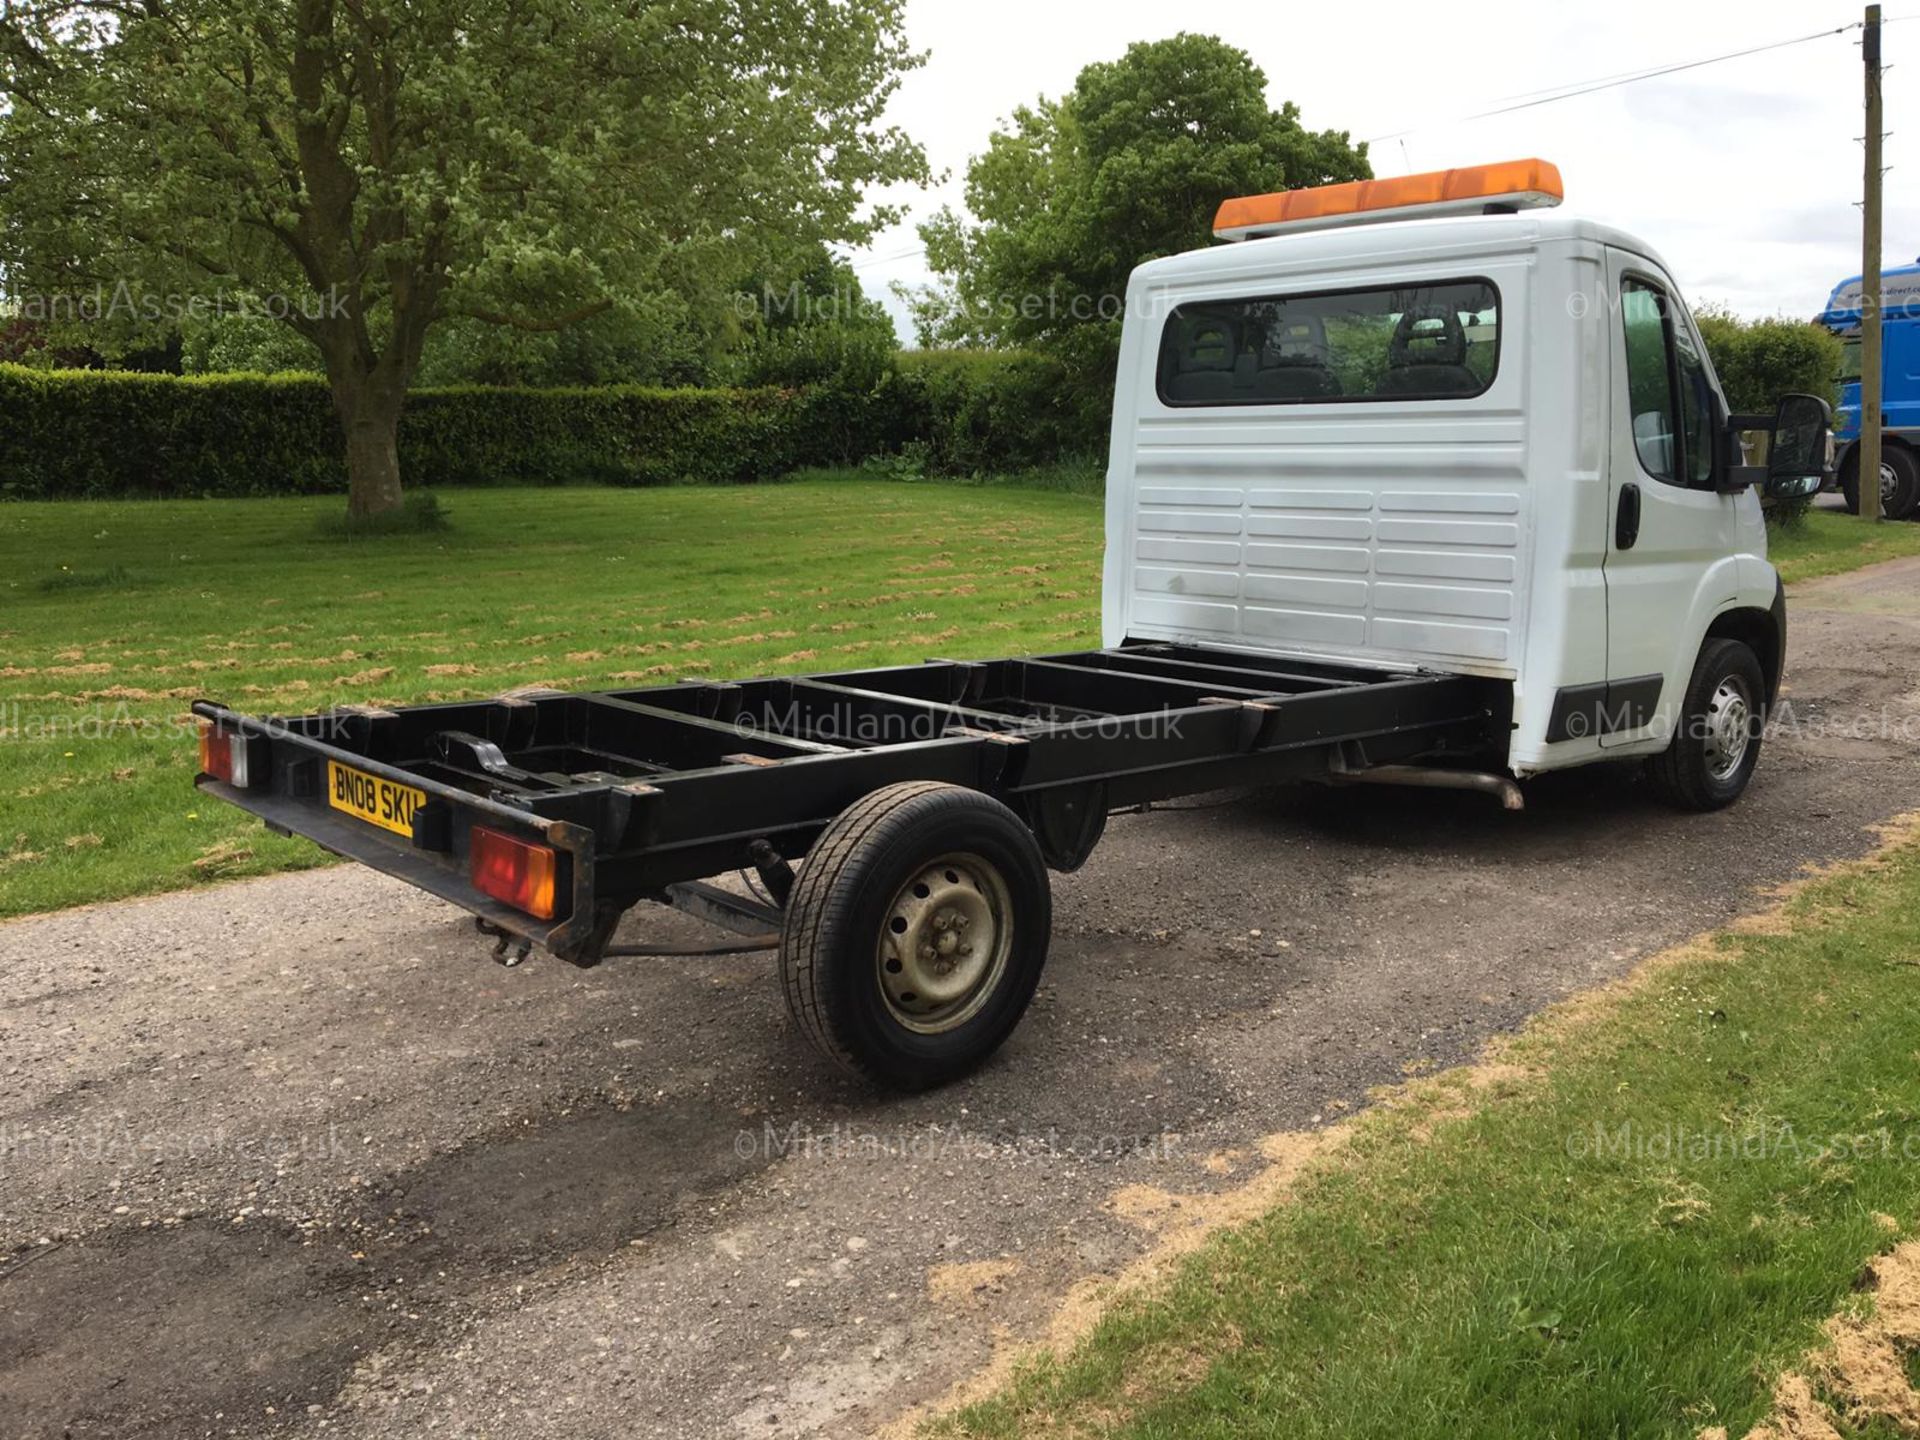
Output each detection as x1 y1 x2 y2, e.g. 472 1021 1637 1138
1646 638 1764 811
780 782 1046 1086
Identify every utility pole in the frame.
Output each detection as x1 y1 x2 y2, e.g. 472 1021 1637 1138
1863 2 1885 523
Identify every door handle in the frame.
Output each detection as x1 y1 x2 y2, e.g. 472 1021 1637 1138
1616 482 1642 551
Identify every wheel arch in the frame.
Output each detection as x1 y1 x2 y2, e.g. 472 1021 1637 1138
1703 583 1785 710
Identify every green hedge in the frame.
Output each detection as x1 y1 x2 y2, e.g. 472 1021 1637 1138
0 367 344 497
400 383 816 488
0 351 1106 500
891 350 1106 474
1694 311 1843 413
0 366 829 497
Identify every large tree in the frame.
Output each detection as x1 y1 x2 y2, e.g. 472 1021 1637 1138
904 33 1368 379
0 0 926 516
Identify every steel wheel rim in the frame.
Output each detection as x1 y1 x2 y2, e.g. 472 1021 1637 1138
1883 461 1900 503
875 853 1013 1034
1703 674 1755 782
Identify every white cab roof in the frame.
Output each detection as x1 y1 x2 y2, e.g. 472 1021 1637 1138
1131 210 1677 290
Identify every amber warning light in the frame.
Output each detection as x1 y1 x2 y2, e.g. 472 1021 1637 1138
1213 158 1563 241
197 722 252 788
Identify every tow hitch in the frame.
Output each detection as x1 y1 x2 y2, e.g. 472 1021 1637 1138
475 917 533 967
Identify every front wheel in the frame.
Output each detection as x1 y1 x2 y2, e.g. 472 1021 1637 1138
780 782 1052 1089
1644 639 1766 811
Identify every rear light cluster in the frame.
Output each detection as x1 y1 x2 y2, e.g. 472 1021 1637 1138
197 724 253 788
470 826 558 919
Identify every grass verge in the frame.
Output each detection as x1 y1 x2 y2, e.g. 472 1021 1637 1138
1770 505 1920 584
934 819 1920 1440
0 477 1102 917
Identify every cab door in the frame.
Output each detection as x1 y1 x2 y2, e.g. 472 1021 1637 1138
1598 250 1739 747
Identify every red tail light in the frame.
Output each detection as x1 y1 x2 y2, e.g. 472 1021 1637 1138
470 827 558 919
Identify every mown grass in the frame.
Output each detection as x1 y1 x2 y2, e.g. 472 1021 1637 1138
0 477 1104 917
939 829 1920 1440
0 477 1911 920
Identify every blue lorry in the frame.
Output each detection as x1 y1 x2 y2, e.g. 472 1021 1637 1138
1818 258 1920 517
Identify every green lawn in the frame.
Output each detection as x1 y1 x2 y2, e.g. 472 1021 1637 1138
0 482 1912 920
1771 505 1920 583
939 829 1920 1439
0 479 1104 917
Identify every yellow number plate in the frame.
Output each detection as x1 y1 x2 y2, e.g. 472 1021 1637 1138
326 760 427 838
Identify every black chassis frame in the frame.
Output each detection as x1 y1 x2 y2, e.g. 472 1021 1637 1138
193 641 1511 964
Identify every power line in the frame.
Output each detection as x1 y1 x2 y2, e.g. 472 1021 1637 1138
1466 52 1779 109
850 244 927 272
1367 22 1861 142
852 20 1876 272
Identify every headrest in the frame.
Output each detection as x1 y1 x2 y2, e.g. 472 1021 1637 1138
1176 318 1236 372
1387 305 1468 367
1260 316 1331 368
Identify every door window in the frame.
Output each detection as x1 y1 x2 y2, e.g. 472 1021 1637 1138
1839 334 1863 385
1673 318 1715 488
1621 280 1679 483
1621 277 1717 487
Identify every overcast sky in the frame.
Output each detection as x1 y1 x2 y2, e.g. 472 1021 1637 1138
849 0 1915 341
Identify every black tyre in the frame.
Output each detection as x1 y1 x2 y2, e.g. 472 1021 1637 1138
1645 638 1766 811
1840 444 1920 519
780 781 1051 1089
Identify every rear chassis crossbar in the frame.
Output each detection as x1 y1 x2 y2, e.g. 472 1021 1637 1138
193 643 1510 963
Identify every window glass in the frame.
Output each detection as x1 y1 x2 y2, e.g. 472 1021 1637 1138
1673 316 1714 488
1621 280 1678 482
1156 281 1499 406
1840 336 1863 386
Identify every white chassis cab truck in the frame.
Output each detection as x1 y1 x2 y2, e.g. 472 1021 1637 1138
1108 157 1824 803
195 160 1831 1088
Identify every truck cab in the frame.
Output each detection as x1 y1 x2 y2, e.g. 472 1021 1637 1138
1104 158 1825 798
1818 260 1920 517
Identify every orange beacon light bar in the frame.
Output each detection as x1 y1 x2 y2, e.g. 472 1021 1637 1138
1213 158 1563 242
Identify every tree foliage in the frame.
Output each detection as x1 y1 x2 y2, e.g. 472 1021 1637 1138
722 249 898 391
0 0 927 513
1695 306 1843 413
1693 307 1844 526
903 33 1369 380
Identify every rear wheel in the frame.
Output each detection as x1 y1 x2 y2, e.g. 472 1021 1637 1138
1645 639 1766 811
780 782 1051 1089
1840 444 1920 519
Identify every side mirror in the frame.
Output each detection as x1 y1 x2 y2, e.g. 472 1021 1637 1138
1763 393 1831 500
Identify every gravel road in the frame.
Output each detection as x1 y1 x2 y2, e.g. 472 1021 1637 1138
5 558 1920 1440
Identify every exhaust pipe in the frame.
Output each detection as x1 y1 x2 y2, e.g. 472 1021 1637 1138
1328 753 1524 811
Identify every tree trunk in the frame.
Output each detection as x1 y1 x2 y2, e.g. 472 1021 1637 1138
332 376 406 520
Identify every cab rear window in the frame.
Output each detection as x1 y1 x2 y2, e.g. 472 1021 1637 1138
1156 280 1500 406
